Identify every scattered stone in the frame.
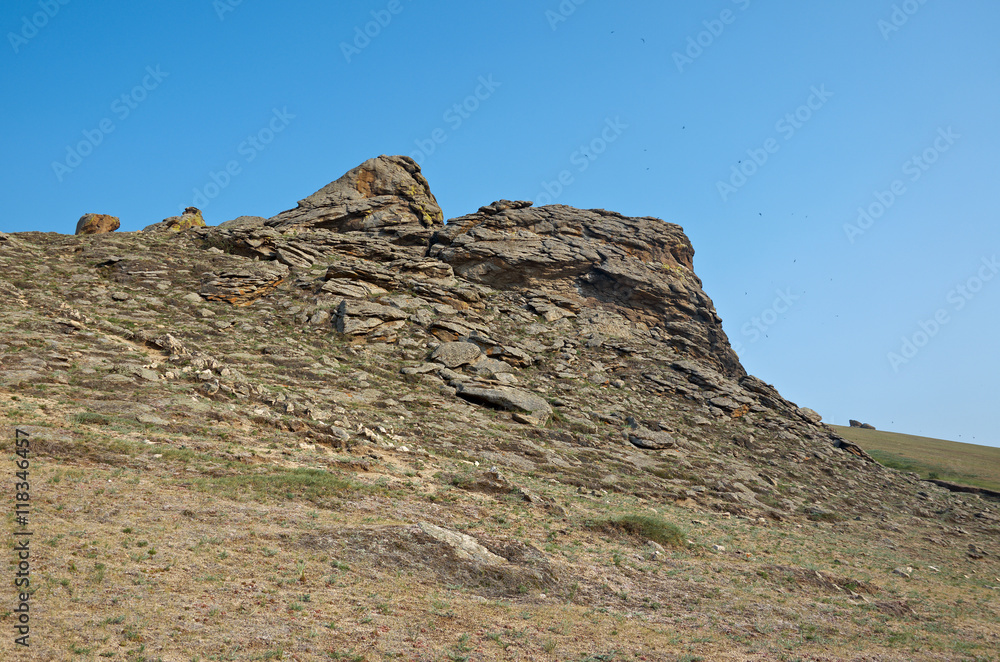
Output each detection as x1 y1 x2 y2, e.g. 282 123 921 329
968 544 987 560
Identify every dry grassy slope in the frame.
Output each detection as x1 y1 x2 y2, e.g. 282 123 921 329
0 227 998 662
832 425 1000 493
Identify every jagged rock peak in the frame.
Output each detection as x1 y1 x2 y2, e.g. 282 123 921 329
266 155 443 235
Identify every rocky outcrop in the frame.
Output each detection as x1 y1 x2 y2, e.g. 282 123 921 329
76 213 120 235
198 262 289 306
428 201 743 379
145 207 206 233
850 419 876 430
266 155 443 244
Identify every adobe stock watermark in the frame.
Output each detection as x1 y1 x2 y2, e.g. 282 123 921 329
729 288 801 354
673 0 751 73
843 127 959 243
213 0 245 21
878 0 931 40
341 0 405 63
409 75 501 165
716 85 833 202
545 0 586 31
533 117 628 205
51 66 169 183
7 0 71 54
184 108 294 210
887 255 998 372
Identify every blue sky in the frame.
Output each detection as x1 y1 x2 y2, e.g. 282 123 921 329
3 1 999 447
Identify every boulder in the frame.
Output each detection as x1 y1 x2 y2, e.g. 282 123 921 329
76 213 120 235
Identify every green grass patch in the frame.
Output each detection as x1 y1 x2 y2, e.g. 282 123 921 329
833 425 1000 491
586 514 685 548
73 412 112 425
185 467 365 507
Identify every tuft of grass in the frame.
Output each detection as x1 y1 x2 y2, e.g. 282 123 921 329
587 514 685 548
186 467 363 507
73 412 112 425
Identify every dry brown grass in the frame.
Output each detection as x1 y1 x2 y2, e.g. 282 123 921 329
2 404 999 661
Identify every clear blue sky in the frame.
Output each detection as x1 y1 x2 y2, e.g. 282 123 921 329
3 1 998 446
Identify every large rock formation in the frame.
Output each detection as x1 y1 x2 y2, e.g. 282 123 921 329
427 200 743 379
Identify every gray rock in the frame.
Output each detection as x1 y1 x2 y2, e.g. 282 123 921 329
628 428 676 450
456 383 552 425
414 522 507 566
217 216 267 230
400 363 441 375
796 407 823 424
309 309 331 326
336 300 408 335
138 369 159 382
431 342 482 368
472 358 514 377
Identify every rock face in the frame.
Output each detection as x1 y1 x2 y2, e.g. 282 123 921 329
850 419 876 430
145 207 206 233
427 201 743 379
76 213 120 235
267 155 443 244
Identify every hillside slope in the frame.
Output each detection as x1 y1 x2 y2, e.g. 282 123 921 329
1 156 997 661
834 425 1000 493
